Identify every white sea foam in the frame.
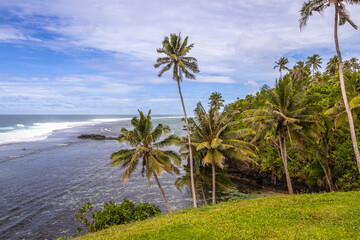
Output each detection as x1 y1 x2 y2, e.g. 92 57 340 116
0 118 131 145
0 127 16 131
16 124 25 127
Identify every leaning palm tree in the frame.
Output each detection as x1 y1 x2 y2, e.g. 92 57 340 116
306 54 323 77
191 102 256 203
300 0 360 174
110 110 181 213
244 77 320 194
274 57 290 80
154 33 200 208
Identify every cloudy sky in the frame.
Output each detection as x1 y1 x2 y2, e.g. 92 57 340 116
0 0 359 114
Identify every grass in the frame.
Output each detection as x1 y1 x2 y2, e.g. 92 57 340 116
76 191 360 240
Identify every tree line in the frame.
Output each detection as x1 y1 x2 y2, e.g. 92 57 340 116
109 0 360 212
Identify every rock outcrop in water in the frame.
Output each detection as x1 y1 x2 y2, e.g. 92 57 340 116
77 134 117 140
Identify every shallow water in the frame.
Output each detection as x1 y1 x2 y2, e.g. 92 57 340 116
0 116 277 239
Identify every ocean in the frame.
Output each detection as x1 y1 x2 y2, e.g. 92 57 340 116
0 115 277 240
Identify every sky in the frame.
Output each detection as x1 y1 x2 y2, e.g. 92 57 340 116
0 0 359 115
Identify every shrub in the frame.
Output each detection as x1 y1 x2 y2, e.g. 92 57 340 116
75 198 161 234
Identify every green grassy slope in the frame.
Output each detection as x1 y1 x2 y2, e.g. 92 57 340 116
77 191 360 240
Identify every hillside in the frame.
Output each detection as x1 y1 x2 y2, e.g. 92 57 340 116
76 191 360 239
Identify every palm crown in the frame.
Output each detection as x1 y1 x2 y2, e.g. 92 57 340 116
274 57 289 79
300 0 358 30
306 54 323 76
154 33 199 81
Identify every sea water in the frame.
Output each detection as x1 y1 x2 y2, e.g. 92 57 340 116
0 115 277 239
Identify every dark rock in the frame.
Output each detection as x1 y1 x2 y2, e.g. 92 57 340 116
77 134 117 140
225 159 327 194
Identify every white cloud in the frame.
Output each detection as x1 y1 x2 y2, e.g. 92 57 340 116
195 75 236 84
0 26 27 41
244 80 259 87
148 98 178 102
0 0 360 113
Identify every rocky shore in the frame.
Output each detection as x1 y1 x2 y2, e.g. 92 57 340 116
225 159 326 194
77 134 118 140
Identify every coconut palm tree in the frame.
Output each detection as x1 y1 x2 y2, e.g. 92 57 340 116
154 33 200 208
190 102 256 203
343 60 352 72
350 57 359 72
300 0 360 174
209 92 225 111
306 54 323 77
291 61 310 80
274 57 290 80
326 56 339 76
244 77 320 194
110 110 181 213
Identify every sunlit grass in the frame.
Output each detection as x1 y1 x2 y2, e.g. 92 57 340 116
77 191 360 240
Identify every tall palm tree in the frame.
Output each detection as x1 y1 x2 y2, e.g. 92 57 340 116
154 33 200 208
274 57 290 80
306 54 323 77
300 0 360 174
209 92 225 111
326 56 339 76
191 103 256 203
110 110 181 213
244 77 320 194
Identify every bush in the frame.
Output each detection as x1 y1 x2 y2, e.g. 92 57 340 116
75 198 161 234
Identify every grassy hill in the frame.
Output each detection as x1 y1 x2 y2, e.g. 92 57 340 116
77 191 360 240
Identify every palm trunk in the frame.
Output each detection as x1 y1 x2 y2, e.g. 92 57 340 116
279 131 293 194
201 182 208 205
153 173 172 213
177 80 197 208
313 68 315 79
212 160 216 204
317 159 335 192
334 4 360 174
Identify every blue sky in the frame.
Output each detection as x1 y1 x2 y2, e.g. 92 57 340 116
0 0 359 114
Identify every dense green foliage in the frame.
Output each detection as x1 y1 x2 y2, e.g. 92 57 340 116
75 199 161 234
77 191 360 240
225 56 360 192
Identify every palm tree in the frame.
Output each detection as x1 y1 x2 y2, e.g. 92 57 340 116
350 57 359 72
209 92 225 111
326 56 339 76
274 57 290 80
306 54 323 77
343 60 352 72
300 0 360 174
154 33 200 208
244 77 320 194
190 103 256 203
110 110 181 213
291 61 310 80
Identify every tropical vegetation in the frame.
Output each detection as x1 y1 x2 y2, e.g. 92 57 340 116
300 0 360 174
74 199 160 234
